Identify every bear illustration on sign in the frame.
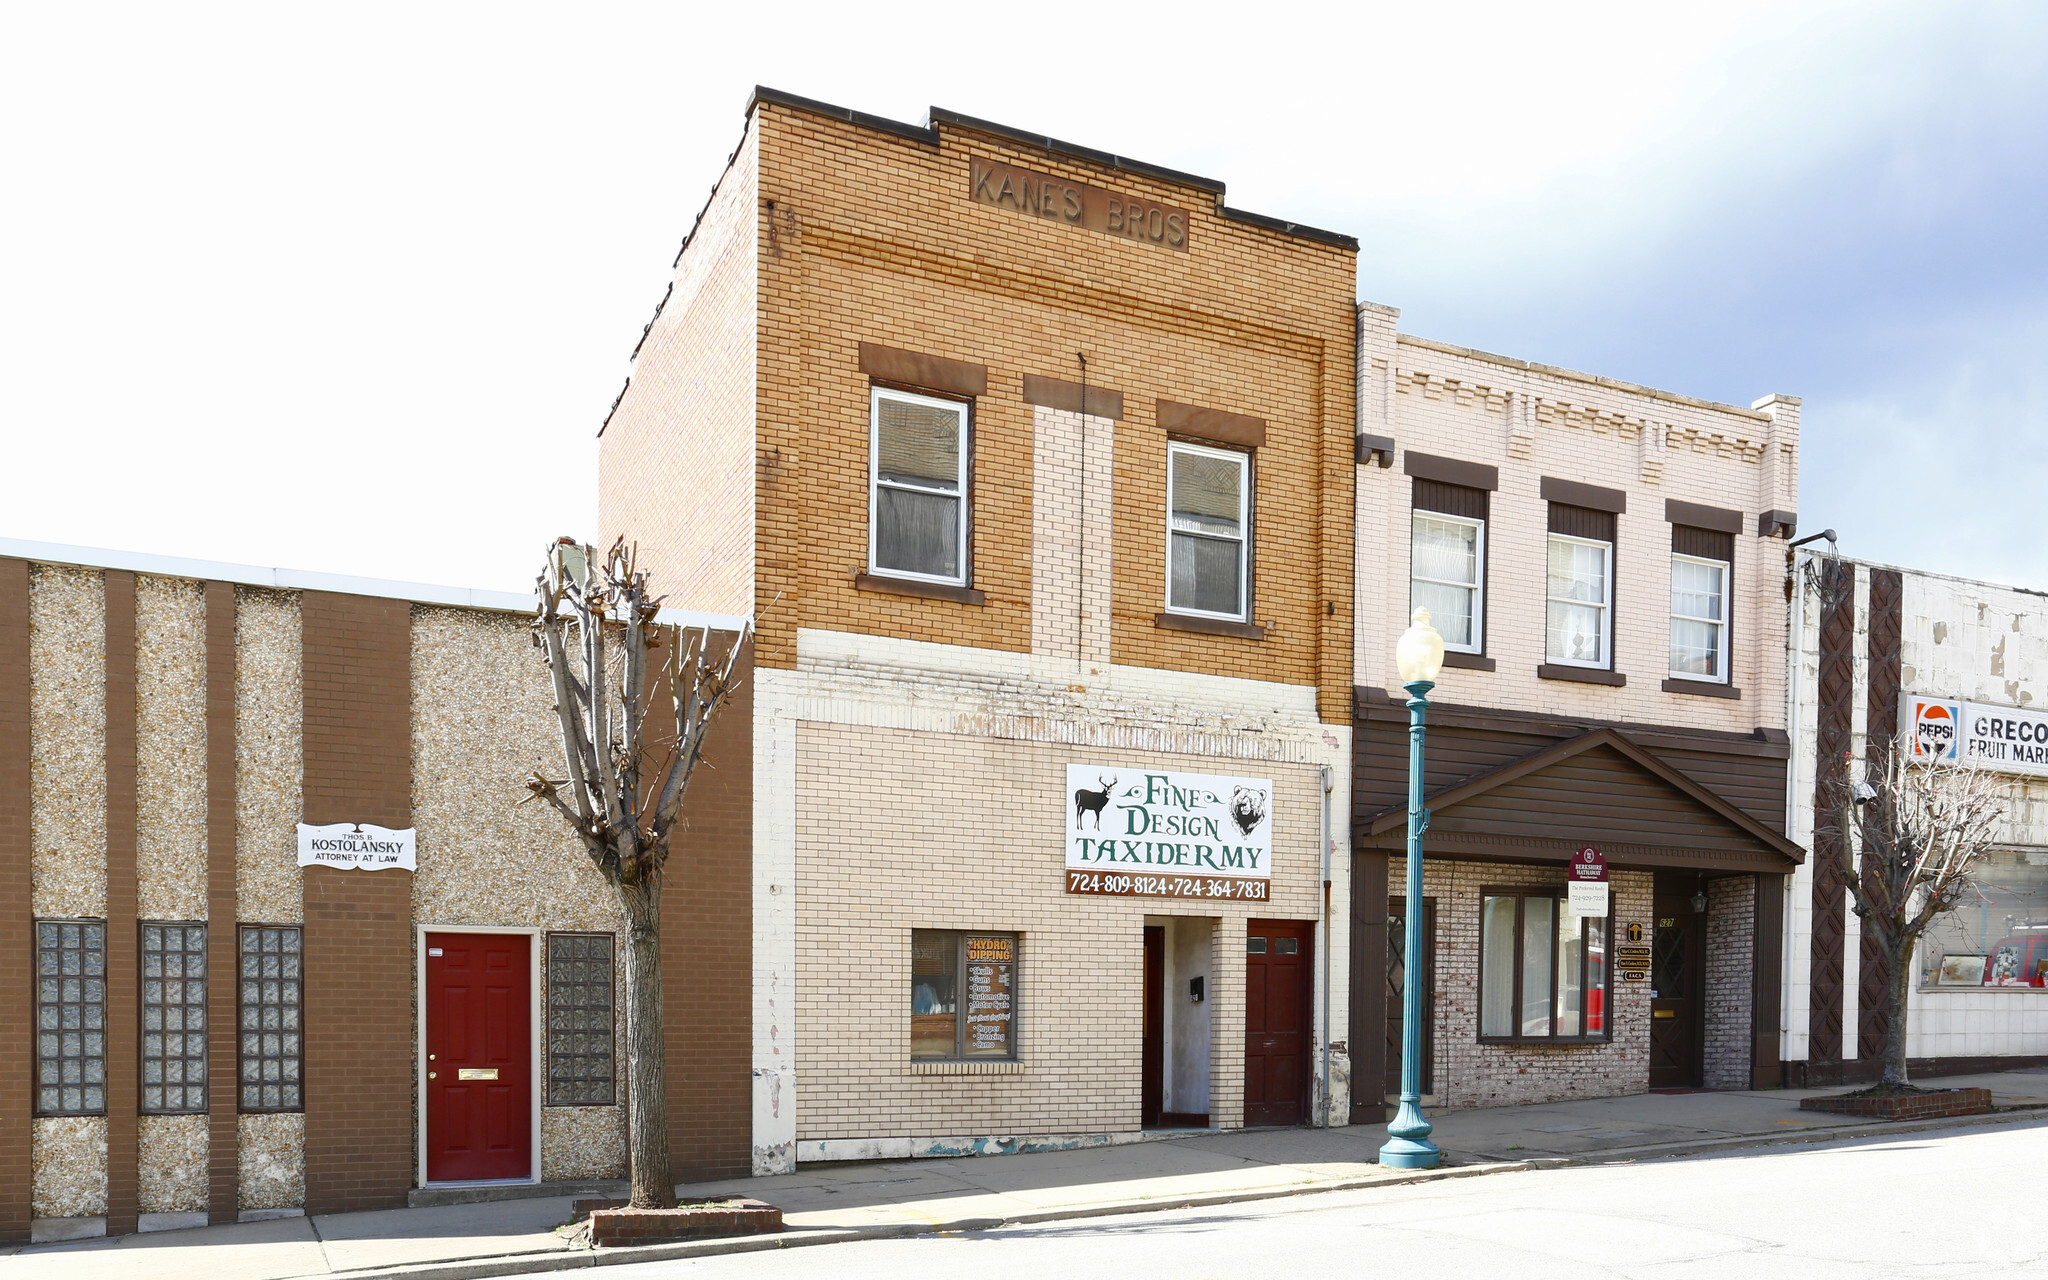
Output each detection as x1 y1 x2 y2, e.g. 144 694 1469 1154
1073 775 1116 830
1230 786 1268 837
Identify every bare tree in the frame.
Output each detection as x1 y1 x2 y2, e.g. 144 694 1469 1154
1823 747 2007 1088
525 537 749 1208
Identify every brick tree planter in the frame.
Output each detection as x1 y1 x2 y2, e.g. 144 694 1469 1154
587 1199 783 1248
1799 1087 1992 1121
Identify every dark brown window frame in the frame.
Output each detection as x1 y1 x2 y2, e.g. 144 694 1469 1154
867 378 977 596
34 917 108 1117
140 919 210 1116
910 929 1022 1063
1476 885 1613 1046
544 931 617 1108
236 923 304 1114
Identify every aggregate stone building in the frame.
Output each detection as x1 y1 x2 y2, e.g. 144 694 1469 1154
0 541 751 1243
1785 553 2048 1082
599 88 1361 1170
1346 309 1807 1115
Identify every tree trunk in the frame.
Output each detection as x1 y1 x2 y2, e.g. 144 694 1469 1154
1882 933 1914 1088
618 875 676 1208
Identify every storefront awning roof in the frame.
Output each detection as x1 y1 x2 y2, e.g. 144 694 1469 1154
1357 726 1805 874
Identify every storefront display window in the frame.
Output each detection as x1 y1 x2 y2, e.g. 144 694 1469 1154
912 930 1017 1059
1919 849 2048 989
1480 890 1610 1041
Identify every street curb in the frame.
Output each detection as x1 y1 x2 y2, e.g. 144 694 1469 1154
284 1107 2048 1280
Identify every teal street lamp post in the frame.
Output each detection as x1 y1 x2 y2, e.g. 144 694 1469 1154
1380 607 1444 1170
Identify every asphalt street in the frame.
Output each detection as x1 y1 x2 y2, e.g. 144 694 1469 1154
531 1122 2048 1279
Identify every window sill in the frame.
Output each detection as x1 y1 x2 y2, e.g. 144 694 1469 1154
1154 612 1265 640
1441 651 1495 672
910 1059 1026 1075
855 573 985 606
1919 984 2048 994
1476 1037 1614 1047
1662 678 1741 700
1537 664 1625 687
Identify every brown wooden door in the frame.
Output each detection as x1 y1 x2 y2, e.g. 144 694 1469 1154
1648 909 1705 1089
425 933 532 1181
1142 926 1164 1128
1244 919 1312 1126
1385 898 1435 1099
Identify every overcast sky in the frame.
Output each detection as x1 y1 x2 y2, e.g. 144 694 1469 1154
5 2 2045 593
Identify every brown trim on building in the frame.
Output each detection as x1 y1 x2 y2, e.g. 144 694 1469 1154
1355 686 1789 759
300 592 414 1215
1808 560 1856 1066
1664 499 1744 535
204 581 239 1221
663 633 755 1180
1540 476 1626 514
1671 525 1735 562
857 342 987 398
0 560 31 1244
1547 504 1617 541
1401 451 1497 491
1440 652 1495 672
1347 849 1388 1124
1662 678 1740 700
103 571 140 1236
1411 478 1487 521
1022 374 1122 420
1356 433 1395 468
1538 664 1625 687
1752 872 1785 1088
1156 400 1266 449
1859 568 1905 1063
853 573 985 606
1757 510 1797 539
1153 612 1266 641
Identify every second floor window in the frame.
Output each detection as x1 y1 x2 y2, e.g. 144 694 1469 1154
1670 556 1729 681
871 387 968 585
1410 480 1486 652
1547 502 1616 668
1166 442 1249 619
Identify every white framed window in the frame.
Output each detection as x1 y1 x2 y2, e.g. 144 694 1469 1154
1669 554 1729 682
870 387 968 585
1166 441 1249 620
1411 513 1483 652
1546 534 1612 667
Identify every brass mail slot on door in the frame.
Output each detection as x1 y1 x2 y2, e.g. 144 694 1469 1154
1652 1010 1677 1019
457 1068 499 1080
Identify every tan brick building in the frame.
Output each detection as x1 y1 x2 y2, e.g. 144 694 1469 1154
600 89 1359 1169
1347 308 1806 1115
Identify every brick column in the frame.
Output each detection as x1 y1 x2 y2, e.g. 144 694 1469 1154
300 592 413 1215
204 582 239 1221
103 571 140 1236
0 560 32 1243
1346 848 1387 1124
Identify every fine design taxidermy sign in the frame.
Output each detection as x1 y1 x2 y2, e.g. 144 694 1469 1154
1065 765 1272 901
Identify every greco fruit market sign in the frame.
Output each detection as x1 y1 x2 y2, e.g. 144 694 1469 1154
1905 693 2048 777
1065 765 1272 901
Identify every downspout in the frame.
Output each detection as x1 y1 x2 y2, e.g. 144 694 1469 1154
1320 763 1334 1128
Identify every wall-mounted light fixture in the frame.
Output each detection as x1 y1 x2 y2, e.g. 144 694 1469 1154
1189 976 1205 1003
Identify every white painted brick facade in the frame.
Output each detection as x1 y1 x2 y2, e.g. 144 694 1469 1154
1705 875 1755 1089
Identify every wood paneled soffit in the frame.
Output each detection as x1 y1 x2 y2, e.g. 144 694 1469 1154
793 225 1337 365
1356 726 1804 868
1351 687 1791 758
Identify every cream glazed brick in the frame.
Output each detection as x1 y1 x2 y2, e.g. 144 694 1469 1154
1029 405 1115 668
1356 323 1795 737
754 629 1353 1149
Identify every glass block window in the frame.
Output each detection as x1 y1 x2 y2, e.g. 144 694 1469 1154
35 920 107 1115
142 923 209 1114
238 925 303 1112
546 933 616 1106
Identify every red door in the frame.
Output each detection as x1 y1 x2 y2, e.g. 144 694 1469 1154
425 933 532 1181
1244 919 1312 1126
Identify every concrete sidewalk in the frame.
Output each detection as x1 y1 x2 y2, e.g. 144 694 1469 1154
7 1068 2046 1280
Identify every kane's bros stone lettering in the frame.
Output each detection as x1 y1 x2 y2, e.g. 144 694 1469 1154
970 156 1190 251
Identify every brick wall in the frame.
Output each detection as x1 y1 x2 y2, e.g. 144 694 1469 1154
1356 311 1794 734
1391 856 1653 1108
599 123 758 618
1705 875 1755 1089
662 635 754 1180
102 572 140 1235
300 592 415 1214
0 560 31 1242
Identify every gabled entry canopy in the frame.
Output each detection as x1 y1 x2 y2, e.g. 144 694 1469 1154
1357 727 1803 874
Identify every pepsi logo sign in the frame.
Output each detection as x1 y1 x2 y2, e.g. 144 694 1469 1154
1910 698 1961 761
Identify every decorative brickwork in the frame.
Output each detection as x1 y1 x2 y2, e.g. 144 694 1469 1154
1809 559 1856 1066
103 570 139 1237
203 580 239 1221
1858 568 1903 1064
1704 875 1755 1089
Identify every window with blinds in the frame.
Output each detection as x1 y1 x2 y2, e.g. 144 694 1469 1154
1166 442 1249 620
870 387 969 584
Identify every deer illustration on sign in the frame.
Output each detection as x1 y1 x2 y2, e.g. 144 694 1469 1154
1073 775 1117 829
